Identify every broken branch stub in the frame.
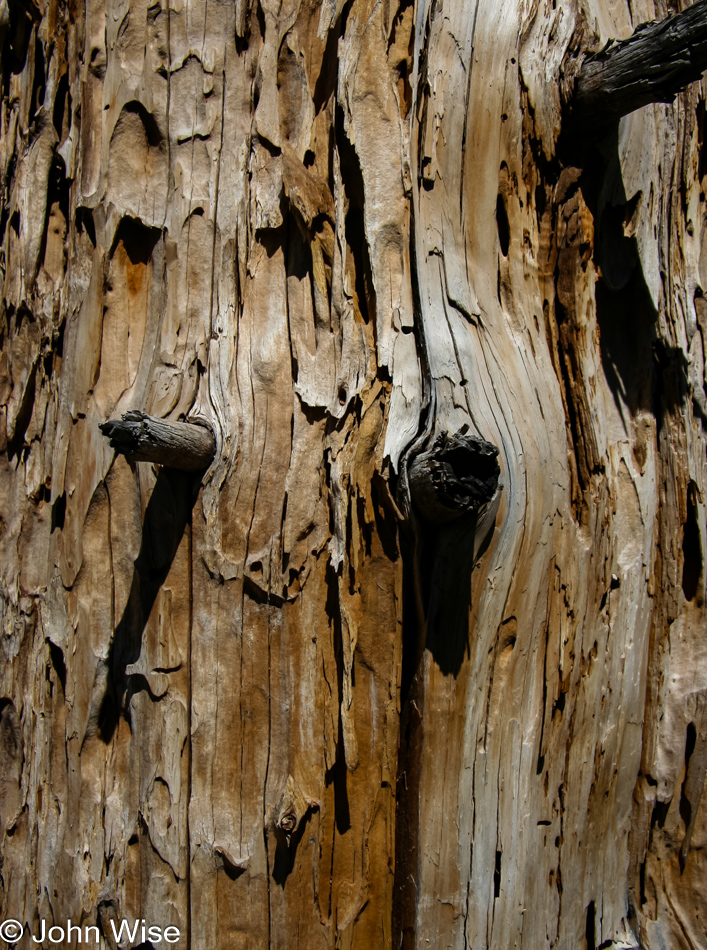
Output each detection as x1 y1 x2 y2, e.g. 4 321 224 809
408 431 501 524
574 0 707 127
272 776 319 847
99 411 216 471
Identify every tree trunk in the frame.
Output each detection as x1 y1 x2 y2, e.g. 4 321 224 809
1 0 706 947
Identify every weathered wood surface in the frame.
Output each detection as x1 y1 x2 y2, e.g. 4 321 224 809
0 0 706 948
100 411 216 470
575 0 707 125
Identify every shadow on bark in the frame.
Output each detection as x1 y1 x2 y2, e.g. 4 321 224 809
577 128 660 424
393 506 497 948
392 683 423 950
271 811 316 887
399 504 498 694
553 121 694 505
580 129 696 435
424 513 495 676
98 467 199 743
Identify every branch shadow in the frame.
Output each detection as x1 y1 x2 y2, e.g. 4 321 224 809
412 499 499 681
271 810 316 887
423 514 479 677
580 130 659 417
98 466 199 743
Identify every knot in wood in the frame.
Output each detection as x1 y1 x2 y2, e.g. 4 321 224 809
408 431 500 523
274 775 319 846
278 812 297 834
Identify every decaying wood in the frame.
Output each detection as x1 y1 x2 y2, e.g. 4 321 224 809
575 0 707 125
1 0 706 947
408 430 500 523
99 411 216 471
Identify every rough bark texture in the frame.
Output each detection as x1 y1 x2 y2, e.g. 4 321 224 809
1 0 706 949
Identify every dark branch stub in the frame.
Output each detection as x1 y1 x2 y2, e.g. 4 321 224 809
574 0 707 128
99 411 216 471
408 430 500 524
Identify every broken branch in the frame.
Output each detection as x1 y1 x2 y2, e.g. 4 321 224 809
99 411 216 471
574 0 707 127
408 431 500 524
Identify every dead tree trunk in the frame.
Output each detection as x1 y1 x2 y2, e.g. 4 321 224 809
1 0 706 948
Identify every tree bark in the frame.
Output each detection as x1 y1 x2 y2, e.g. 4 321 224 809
1 0 706 949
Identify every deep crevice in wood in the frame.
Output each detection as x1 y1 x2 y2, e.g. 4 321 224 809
99 411 216 471
574 0 707 127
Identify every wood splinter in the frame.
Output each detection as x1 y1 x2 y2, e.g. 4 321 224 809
99 411 216 472
408 429 501 524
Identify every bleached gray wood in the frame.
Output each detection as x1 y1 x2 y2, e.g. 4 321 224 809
1 0 706 947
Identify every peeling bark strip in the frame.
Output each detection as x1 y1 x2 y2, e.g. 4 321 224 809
99 412 216 471
408 431 500 523
575 0 707 125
